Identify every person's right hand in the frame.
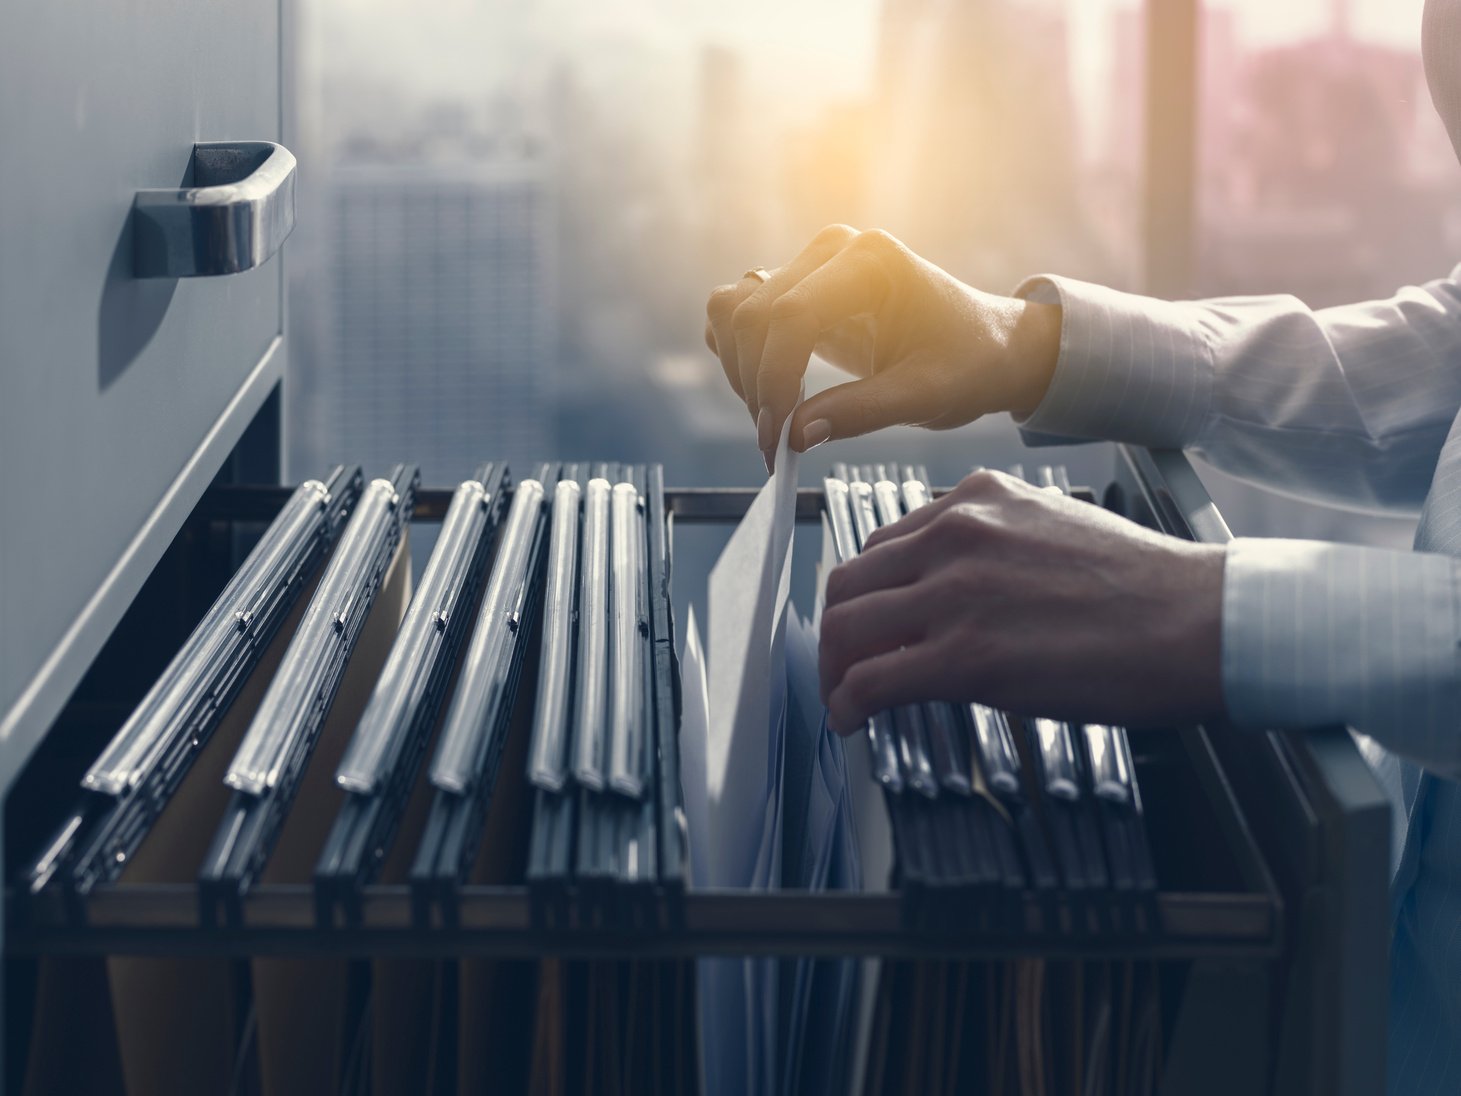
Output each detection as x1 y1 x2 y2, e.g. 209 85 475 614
704 225 1063 471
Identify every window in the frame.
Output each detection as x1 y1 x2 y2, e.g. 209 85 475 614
287 0 1146 494
1190 0 1459 545
286 0 1454 555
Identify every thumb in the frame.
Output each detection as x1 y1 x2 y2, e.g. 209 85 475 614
788 371 930 451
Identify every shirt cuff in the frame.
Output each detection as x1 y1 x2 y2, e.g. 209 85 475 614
1222 537 1461 772
1012 275 1216 449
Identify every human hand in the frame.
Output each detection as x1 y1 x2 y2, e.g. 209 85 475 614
704 225 1062 471
818 471 1227 734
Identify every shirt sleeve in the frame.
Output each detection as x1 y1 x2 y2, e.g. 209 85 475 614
1222 537 1461 775
1014 268 1461 513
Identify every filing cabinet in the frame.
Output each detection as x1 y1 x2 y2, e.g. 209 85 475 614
0 0 292 796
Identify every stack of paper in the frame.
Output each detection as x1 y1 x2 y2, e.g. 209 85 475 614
679 419 862 1096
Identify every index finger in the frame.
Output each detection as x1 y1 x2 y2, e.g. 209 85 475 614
757 243 891 467
706 279 760 406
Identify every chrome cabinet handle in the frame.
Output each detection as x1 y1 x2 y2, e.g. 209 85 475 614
133 141 296 277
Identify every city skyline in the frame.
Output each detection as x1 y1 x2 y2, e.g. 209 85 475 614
287 0 1459 562
289 147 556 488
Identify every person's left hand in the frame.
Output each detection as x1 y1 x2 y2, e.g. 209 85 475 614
819 470 1228 734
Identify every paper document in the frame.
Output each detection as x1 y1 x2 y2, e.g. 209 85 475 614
705 416 799 887
698 419 798 1096
680 605 712 891
691 415 865 1096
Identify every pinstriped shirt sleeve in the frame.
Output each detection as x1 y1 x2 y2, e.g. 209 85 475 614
1008 269 1461 767
1013 268 1461 513
1223 538 1461 774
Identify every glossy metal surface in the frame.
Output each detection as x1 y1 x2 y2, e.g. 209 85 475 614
606 482 646 798
133 141 296 277
1083 723 1132 807
224 476 399 796
968 704 1023 800
82 478 330 796
14 883 1278 960
428 479 545 795
335 478 491 795
1031 717 1080 803
527 480 583 791
571 479 612 790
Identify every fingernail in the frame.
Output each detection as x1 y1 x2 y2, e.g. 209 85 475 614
800 418 832 451
762 447 774 476
756 406 774 452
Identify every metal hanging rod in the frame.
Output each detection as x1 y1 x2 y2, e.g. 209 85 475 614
195 483 1020 525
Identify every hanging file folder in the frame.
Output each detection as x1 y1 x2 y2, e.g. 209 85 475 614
198 464 419 925
25 466 361 912
524 463 684 930
314 463 507 925
411 467 550 925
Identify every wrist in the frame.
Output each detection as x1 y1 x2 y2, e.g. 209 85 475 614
1004 298 1062 418
1167 541 1228 723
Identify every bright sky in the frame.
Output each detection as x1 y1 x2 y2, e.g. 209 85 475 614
312 0 1431 135
1225 0 1424 46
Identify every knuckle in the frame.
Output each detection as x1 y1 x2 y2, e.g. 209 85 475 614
958 468 1002 496
843 388 881 431
814 223 858 250
819 603 848 650
922 510 965 548
920 635 959 695
841 665 873 711
707 285 739 322
768 291 808 326
853 228 898 256
843 662 887 715
730 299 765 335
828 696 859 735
991 470 1025 495
924 566 969 608
936 631 987 695
824 565 851 606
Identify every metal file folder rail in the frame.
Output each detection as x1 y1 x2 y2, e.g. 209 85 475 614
5 449 1387 1095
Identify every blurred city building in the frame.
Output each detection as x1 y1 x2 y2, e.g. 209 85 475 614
288 130 556 485
1198 0 1461 306
873 0 1117 292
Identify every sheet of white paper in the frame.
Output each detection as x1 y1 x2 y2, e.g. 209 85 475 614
679 606 712 891
780 605 859 1096
705 415 799 887
743 693 785 1096
702 417 800 1096
779 605 823 890
744 607 808 1096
